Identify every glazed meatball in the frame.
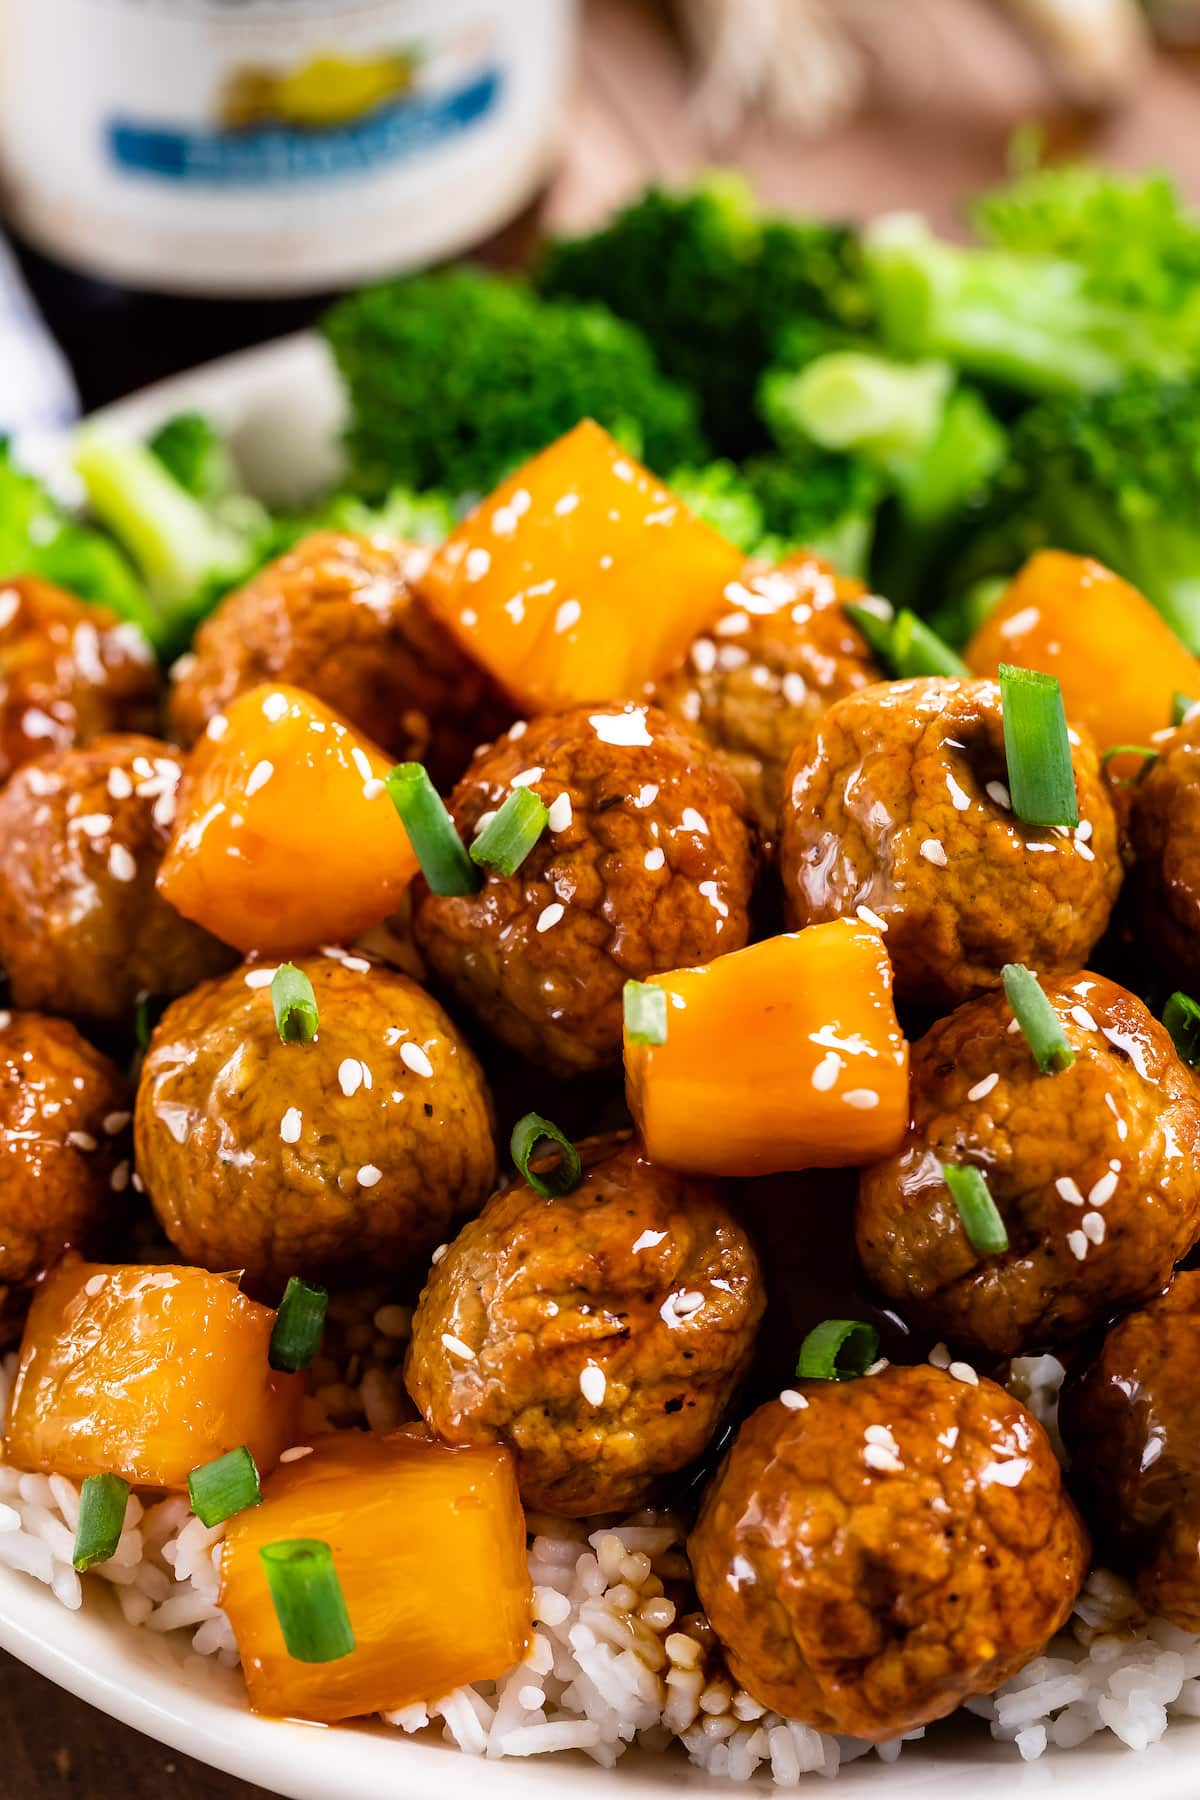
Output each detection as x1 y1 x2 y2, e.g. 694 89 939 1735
778 677 1121 1006
0 1010 130 1341
1061 1273 1200 1629
0 735 235 1028
413 703 758 1077
653 553 880 835
167 533 508 788
1131 714 1200 987
134 953 496 1291
857 973 1200 1357
405 1134 763 1515
0 576 158 787
690 1364 1088 1740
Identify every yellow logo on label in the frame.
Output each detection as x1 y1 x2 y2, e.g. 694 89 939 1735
220 49 419 131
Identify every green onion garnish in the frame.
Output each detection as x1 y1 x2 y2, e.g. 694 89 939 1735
470 788 548 877
795 1319 880 1381
1100 744 1159 787
511 1112 583 1198
890 611 969 680
843 601 895 663
259 1539 355 1664
1163 991 1200 1067
269 1276 328 1373
72 1473 129 1571
1001 963 1074 1074
385 763 479 897
623 980 668 1046
942 1163 1009 1256
998 663 1078 828
188 1446 263 1529
271 963 319 1045
1173 691 1196 727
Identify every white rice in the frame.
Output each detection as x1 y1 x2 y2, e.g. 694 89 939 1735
2 1340 1199 1781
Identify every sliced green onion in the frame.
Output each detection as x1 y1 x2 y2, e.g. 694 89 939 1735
259 1539 355 1664
623 980 668 1046
890 611 969 680
385 763 479 897
73 1473 129 1571
271 963 319 1044
188 1446 263 1528
1100 744 1159 787
795 1319 880 1381
998 663 1078 829
470 788 548 876
269 1276 328 1373
1001 963 1074 1074
1163 991 1200 1067
942 1163 1009 1256
843 600 895 662
511 1112 583 1198
1174 691 1196 727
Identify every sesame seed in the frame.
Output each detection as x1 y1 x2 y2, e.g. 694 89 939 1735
400 1042 434 1079
351 747 373 784
555 599 582 634
1082 1210 1106 1244
205 714 229 741
278 1446 314 1464
510 766 544 789
66 1130 97 1151
103 1111 130 1135
634 784 659 808
948 1361 979 1386
811 1052 840 1092
357 1163 383 1187
644 847 665 872
554 492 580 517
928 1342 951 1369
863 1445 904 1474
262 692 289 723
547 793 572 832
779 1389 809 1411
920 838 948 867
1075 841 1095 862
106 768 133 801
107 844 136 883
843 1089 879 1109
1067 1229 1089 1260
244 967 277 989
110 1160 130 1193
245 760 274 797
986 780 1011 809
1055 1177 1085 1206
536 902 565 933
717 644 749 671
946 774 971 811
1088 1170 1118 1207
465 547 491 579
865 1424 899 1451
782 672 808 707
715 611 750 636
440 1333 475 1360
341 955 371 974
680 808 709 835
967 1073 999 1101
76 812 113 838
691 638 717 674
1069 1006 1097 1031
338 1059 364 1097
579 1364 607 1407
0 1012 9 1030
431 1244 448 1265
855 905 888 932
589 709 653 748
280 1108 302 1143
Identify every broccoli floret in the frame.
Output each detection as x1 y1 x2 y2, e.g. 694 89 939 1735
148 412 237 502
536 172 871 456
863 211 1200 398
663 461 767 554
322 268 706 498
945 382 1200 651
264 484 457 558
0 439 152 633
740 450 880 578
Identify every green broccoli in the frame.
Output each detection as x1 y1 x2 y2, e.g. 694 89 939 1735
322 268 706 498
0 439 152 632
662 461 768 555
739 450 880 578
148 412 238 502
944 381 1200 652
536 172 872 456
264 484 457 557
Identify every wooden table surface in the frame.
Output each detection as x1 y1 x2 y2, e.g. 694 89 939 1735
6 0 1200 1793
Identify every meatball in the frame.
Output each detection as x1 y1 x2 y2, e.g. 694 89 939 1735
777 676 1121 1007
0 576 158 787
1061 1273 1200 1629
0 735 235 1028
167 533 508 788
689 1364 1088 1740
653 553 879 835
405 1133 763 1516
134 952 496 1291
1131 715 1200 988
413 703 758 1076
856 973 1200 1357
0 1010 129 1340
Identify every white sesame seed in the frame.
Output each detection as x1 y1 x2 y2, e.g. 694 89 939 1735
946 774 971 811
579 1364 607 1407
205 714 229 742
245 760 274 797
644 847 666 872
103 1111 130 1135
843 1089 879 1109
589 709 653 748
967 1073 999 1102
357 1164 383 1187
66 1130 97 1151
262 692 289 723
811 1052 840 1092
717 643 749 671
986 780 1011 809
948 1361 979 1386
465 547 491 580
1069 1006 1097 1031
779 1389 809 1412
338 1058 364 1097
400 1042 434 1079
440 1333 475 1361
536 902 565 933
1067 1230 1089 1261
920 838 948 868
1082 1211 1106 1244
855 905 888 932
634 784 659 808
510 766 544 790
280 1107 302 1143
691 638 717 675
864 1424 899 1451
107 844 136 883
681 808 710 836
110 1160 130 1193
76 812 113 838
244 967 277 989
278 1446 314 1464
1088 1170 1118 1207
554 492 580 517
431 1243 448 1265
547 793 572 833
106 768 133 801
863 1445 904 1474
715 611 750 637
351 746 373 784
555 599 582 634
928 1342 951 1369
782 672 808 707
341 955 371 974
1055 1177 1085 1206
1075 841 1095 862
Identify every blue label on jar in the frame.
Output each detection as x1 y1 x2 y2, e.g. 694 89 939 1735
107 66 501 184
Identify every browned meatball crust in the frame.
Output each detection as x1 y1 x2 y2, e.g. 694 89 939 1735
1061 1273 1200 1630
134 952 496 1291
857 973 1200 1358
0 735 234 1027
0 1010 130 1340
778 677 1121 1007
167 533 508 788
0 576 159 788
405 1134 763 1516
413 703 758 1077
653 553 880 835
690 1364 1088 1740
1131 715 1200 988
